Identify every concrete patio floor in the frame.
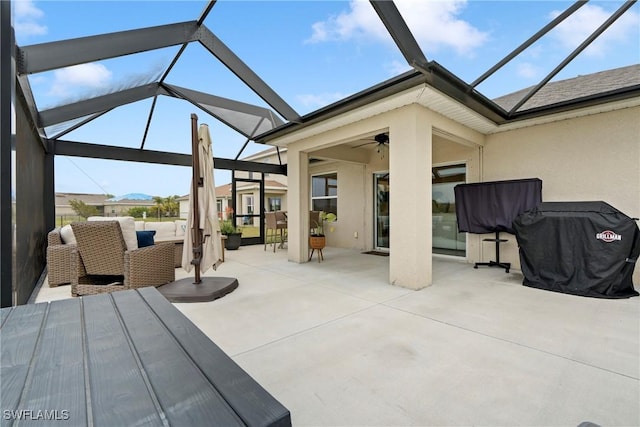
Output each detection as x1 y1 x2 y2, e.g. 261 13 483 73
36 245 640 426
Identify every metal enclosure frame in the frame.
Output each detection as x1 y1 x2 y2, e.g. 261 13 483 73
231 175 265 246
1 0 14 307
3 0 640 306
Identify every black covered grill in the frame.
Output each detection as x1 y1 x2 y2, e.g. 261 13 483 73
513 201 639 298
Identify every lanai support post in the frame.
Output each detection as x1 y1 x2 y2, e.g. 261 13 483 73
388 105 433 290
286 149 309 263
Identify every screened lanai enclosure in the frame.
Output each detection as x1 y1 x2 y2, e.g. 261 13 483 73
2 0 639 306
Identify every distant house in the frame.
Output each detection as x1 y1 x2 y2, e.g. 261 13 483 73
215 179 287 225
55 193 108 217
178 179 288 224
178 146 289 224
103 193 155 217
231 147 288 225
55 192 155 218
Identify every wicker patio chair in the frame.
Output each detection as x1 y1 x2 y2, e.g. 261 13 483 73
70 221 175 297
46 227 75 287
264 212 287 252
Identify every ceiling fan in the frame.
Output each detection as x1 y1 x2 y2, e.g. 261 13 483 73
351 133 389 159
351 133 390 149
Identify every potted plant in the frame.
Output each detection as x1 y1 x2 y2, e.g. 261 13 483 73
220 220 242 250
310 211 337 250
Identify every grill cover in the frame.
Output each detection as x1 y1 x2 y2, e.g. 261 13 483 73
513 201 639 298
454 178 542 234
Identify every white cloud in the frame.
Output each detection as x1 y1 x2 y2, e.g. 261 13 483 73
49 64 113 97
297 92 347 109
14 0 47 38
516 62 540 79
550 4 640 57
307 0 488 56
386 60 412 76
307 1 381 44
15 0 43 19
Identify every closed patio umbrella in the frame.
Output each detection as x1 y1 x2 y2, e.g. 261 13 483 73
159 114 238 303
181 122 222 274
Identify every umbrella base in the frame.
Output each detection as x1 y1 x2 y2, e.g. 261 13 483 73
158 276 238 303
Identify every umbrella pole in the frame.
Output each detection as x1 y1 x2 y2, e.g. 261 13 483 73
190 113 203 284
157 113 239 303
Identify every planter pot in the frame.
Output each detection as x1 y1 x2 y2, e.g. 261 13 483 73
309 235 326 249
224 233 242 250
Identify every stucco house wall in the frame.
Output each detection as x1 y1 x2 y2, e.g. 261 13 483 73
309 160 367 250
281 89 639 289
482 105 640 281
237 147 288 186
286 102 484 288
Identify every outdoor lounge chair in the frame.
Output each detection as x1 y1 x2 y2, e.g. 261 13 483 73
70 221 175 297
46 228 75 287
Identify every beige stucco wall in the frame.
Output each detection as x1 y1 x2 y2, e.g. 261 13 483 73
483 106 640 282
266 192 287 212
309 161 367 250
237 150 288 186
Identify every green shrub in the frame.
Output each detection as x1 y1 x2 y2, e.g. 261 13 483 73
220 220 241 235
127 207 149 218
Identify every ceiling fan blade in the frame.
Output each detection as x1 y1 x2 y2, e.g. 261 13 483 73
351 141 375 148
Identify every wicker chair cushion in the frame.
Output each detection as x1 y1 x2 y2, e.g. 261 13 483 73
88 216 138 250
175 220 187 237
60 224 77 244
136 230 156 248
143 222 176 240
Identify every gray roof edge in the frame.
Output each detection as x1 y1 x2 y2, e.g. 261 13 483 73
256 64 508 144
254 70 428 143
508 84 640 122
254 62 511 144
256 63 640 143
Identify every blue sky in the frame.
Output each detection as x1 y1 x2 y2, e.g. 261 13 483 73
13 0 640 198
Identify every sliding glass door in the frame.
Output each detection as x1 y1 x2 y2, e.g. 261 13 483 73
374 173 390 250
432 164 466 257
372 165 465 256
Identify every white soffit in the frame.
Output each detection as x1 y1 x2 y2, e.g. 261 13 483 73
415 86 497 134
270 86 425 146
270 82 640 146
271 85 498 146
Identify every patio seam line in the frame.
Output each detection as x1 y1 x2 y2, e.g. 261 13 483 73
232 265 388 291
383 304 640 381
228 303 384 359
305 282 413 305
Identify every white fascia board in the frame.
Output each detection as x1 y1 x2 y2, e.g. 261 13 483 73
489 97 640 134
268 86 426 147
266 81 640 146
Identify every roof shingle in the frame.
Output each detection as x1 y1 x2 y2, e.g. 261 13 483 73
493 64 640 112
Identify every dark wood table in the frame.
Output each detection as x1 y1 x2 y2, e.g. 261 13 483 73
1 287 290 427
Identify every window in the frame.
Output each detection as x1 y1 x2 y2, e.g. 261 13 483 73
311 172 337 215
268 197 281 211
216 200 223 218
245 195 254 214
